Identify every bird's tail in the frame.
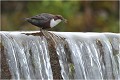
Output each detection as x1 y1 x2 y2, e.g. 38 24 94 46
17 18 29 29
23 18 30 21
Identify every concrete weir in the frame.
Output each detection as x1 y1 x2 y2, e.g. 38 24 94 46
0 31 120 79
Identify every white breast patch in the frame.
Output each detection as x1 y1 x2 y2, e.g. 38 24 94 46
50 19 62 28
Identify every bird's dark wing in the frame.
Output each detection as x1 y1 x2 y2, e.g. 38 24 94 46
40 13 54 19
28 13 53 26
26 13 55 28
31 13 54 21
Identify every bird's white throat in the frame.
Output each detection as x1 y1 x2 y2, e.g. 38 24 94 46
50 19 62 28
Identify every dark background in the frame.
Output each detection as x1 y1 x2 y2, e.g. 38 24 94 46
1 1 119 32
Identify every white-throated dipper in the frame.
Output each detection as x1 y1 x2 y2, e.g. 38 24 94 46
25 13 67 30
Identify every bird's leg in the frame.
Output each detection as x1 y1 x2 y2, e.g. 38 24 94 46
40 28 43 33
39 28 44 36
39 28 49 38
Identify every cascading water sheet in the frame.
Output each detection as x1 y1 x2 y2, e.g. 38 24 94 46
1 32 53 80
54 32 120 79
1 31 120 80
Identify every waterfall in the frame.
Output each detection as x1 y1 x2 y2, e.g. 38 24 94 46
1 31 120 80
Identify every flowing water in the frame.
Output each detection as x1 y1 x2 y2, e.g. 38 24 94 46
0 31 120 80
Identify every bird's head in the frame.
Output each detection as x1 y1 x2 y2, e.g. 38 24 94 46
55 15 67 23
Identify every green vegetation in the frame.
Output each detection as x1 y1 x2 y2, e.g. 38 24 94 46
69 63 75 77
1 1 119 32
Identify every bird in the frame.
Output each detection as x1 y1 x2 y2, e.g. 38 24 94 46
24 13 67 30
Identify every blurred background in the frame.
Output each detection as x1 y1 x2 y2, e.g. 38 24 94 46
1 1 119 32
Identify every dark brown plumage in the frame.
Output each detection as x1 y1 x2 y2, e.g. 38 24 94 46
25 13 67 29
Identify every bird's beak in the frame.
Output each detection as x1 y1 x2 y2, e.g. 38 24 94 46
63 19 67 23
